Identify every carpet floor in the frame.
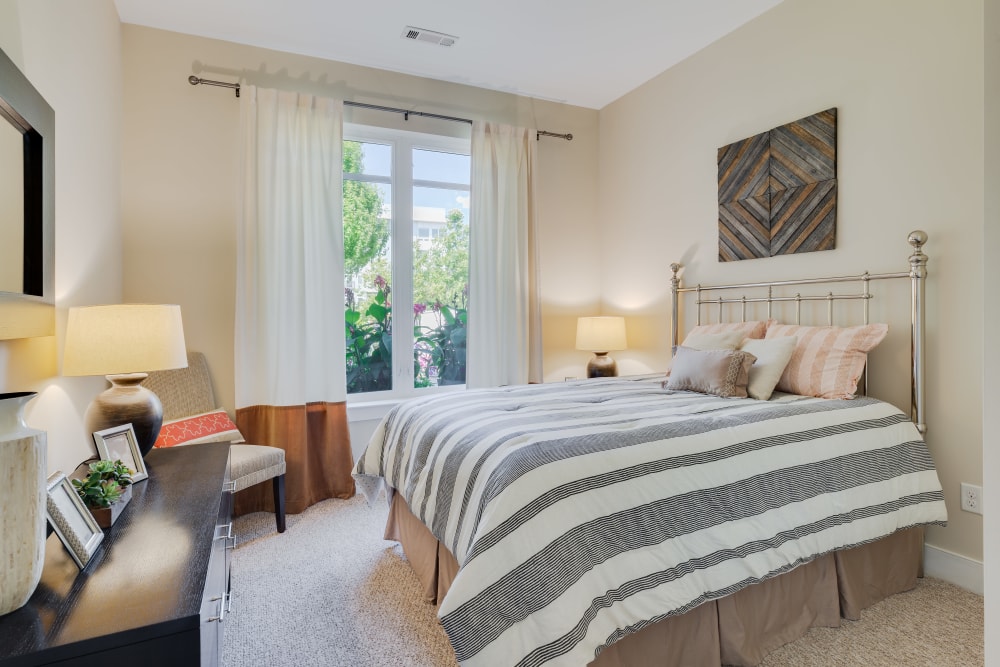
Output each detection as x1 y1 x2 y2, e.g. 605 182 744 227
223 495 983 667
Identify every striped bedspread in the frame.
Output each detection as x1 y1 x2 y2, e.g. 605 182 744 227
353 375 947 667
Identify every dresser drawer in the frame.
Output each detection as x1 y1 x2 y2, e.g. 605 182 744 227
200 451 234 667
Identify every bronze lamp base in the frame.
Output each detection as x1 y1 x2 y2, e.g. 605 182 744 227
586 352 618 378
83 373 163 456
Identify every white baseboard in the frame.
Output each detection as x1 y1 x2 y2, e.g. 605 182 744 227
924 543 984 594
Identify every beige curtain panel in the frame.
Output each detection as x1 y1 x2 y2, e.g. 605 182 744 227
467 121 543 388
235 85 354 512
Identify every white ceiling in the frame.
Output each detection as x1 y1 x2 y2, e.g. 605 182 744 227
113 0 782 110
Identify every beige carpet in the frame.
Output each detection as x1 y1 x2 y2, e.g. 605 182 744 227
223 495 983 667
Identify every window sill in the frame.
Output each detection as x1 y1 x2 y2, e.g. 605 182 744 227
347 399 399 423
346 383 466 423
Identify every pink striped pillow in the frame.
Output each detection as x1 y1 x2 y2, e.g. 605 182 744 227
765 323 889 399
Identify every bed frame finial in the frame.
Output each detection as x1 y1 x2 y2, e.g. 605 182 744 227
908 230 928 434
670 263 682 356
908 230 928 278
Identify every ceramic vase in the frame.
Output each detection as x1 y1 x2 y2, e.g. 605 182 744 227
0 392 47 616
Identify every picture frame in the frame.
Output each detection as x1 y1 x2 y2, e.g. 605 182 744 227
45 471 104 570
93 423 148 483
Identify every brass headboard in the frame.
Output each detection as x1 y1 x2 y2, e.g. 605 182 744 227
670 231 928 433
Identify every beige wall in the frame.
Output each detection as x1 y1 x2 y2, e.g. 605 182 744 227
120 25 601 414
598 0 985 562
0 0 123 476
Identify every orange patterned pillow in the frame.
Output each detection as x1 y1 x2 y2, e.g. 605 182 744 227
154 409 245 448
765 323 889 399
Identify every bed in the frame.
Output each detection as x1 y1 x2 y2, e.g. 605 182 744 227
353 231 947 667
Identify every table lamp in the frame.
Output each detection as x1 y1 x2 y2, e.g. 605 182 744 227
63 304 188 456
576 316 627 378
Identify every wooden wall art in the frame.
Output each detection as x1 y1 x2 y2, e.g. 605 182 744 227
718 108 837 261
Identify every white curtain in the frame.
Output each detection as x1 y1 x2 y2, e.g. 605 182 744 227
235 86 355 511
235 85 345 407
467 122 543 388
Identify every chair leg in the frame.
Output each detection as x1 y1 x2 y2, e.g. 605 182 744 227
272 474 286 533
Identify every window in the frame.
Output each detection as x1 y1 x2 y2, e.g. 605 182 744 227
343 125 470 399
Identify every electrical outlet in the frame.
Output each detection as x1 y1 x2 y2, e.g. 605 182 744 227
960 483 983 515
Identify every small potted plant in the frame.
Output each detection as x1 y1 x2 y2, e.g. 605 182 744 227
71 459 134 529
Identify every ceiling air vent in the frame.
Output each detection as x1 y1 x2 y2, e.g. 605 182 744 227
401 26 458 47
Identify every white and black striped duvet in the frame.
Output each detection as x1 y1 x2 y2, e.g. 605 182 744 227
353 375 947 667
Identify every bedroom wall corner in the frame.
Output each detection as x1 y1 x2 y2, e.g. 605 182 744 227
983 0 999 656
0 0 124 476
596 0 985 567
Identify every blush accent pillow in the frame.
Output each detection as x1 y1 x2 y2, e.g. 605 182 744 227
665 346 758 398
154 408 246 448
739 336 797 401
765 323 889 399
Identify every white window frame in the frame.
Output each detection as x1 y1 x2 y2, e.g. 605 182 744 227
343 123 471 414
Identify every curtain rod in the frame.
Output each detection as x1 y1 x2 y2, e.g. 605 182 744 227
188 76 573 141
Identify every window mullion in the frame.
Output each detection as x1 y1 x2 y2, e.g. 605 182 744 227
413 178 469 190
345 172 391 185
392 138 415 387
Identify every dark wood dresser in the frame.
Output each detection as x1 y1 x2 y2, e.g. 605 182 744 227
0 443 233 666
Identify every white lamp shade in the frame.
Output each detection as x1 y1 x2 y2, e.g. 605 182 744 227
576 316 627 352
63 304 188 376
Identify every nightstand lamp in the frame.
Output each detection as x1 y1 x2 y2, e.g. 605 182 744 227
63 304 188 457
576 316 627 378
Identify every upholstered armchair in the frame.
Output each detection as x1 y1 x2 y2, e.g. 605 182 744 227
143 352 286 533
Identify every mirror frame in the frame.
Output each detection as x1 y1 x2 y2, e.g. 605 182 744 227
0 45 54 339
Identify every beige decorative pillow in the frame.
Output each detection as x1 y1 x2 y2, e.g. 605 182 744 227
665 330 746 377
765 323 889 399
665 347 758 398
680 329 746 351
684 320 770 341
740 336 797 401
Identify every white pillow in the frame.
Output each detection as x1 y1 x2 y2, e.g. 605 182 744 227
739 336 797 400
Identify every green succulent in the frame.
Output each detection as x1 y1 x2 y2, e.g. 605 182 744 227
72 459 134 509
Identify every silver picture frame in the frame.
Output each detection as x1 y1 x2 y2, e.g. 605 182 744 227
45 471 104 570
93 423 148 483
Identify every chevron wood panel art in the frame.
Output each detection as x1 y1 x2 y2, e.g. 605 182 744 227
719 196 770 261
718 131 770 203
718 108 837 261
770 180 837 255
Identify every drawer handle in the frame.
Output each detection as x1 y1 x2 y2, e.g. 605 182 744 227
214 522 233 541
207 594 228 623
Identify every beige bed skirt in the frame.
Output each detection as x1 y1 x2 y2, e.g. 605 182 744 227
385 492 924 667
